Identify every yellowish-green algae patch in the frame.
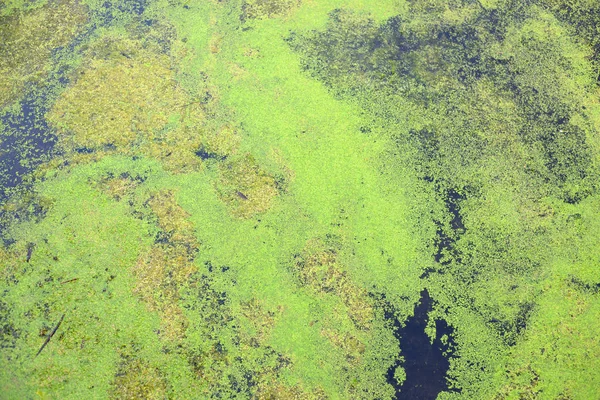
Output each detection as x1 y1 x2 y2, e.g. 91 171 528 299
0 0 88 107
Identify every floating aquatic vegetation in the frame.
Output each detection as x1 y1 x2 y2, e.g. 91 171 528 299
95 172 146 202
292 238 374 330
0 0 88 107
2 0 600 398
320 328 365 367
242 0 301 20
239 297 280 344
180 270 300 398
131 190 198 341
255 381 328 400
47 36 205 173
110 348 169 400
216 153 279 218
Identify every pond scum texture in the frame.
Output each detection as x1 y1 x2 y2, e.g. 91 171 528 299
1 0 600 399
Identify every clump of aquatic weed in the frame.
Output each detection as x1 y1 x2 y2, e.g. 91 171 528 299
46 34 206 173
292 238 374 330
181 273 305 398
110 345 168 400
239 297 280 345
255 381 328 399
216 153 279 218
0 0 88 107
94 172 146 202
319 328 366 367
131 190 198 341
241 0 301 20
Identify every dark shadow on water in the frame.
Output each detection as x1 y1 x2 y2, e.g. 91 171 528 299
384 289 458 400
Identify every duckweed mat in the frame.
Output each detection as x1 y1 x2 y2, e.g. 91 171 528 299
1 0 599 399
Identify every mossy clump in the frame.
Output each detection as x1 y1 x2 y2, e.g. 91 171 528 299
182 271 297 398
46 36 205 173
255 381 328 400
0 297 19 353
0 247 20 285
198 123 242 161
132 190 198 341
0 0 88 107
146 190 198 248
216 153 279 218
242 0 301 20
494 363 542 400
320 328 365 367
110 351 168 400
0 186 54 237
239 297 280 345
95 172 146 202
292 238 374 330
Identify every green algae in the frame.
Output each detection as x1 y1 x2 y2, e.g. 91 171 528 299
0 0 88 108
242 0 302 20
1 0 600 398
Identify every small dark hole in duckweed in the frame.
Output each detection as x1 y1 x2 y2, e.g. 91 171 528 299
75 147 95 154
195 146 225 161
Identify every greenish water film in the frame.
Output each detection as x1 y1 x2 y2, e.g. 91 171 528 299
1 0 599 398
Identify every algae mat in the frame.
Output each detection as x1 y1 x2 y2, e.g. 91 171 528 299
1 0 599 399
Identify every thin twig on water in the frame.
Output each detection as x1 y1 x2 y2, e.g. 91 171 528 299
35 313 65 358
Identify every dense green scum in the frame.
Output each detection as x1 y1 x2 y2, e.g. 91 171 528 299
1 0 599 398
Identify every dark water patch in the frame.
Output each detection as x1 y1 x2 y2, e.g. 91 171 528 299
103 0 148 19
446 189 465 232
383 289 457 399
75 147 95 154
196 146 226 161
0 97 57 200
91 0 150 27
26 242 35 262
120 0 148 15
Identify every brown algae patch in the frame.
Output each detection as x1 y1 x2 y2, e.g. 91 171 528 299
183 275 300 397
110 350 168 400
95 172 146 202
292 238 374 330
46 36 205 173
216 153 279 218
200 123 242 159
0 0 88 107
319 328 366 367
242 0 301 20
132 190 198 341
239 298 280 345
255 381 328 399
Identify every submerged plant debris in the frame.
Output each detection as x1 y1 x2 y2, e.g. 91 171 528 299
1 0 600 399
